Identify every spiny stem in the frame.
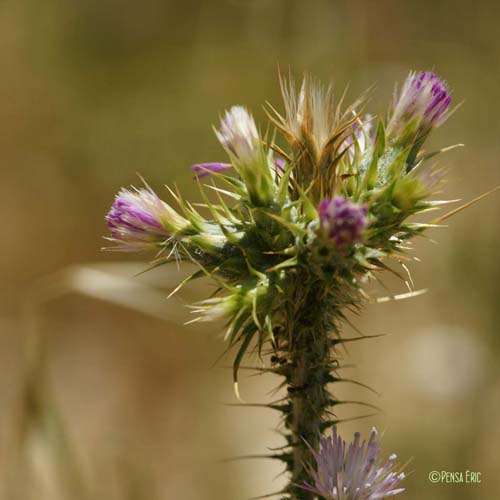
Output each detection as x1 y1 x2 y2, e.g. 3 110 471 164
275 281 341 500
289 327 331 499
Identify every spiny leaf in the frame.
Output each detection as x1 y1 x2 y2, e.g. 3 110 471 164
265 212 307 238
362 119 385 190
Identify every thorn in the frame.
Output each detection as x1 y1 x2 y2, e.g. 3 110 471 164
234 382 245 403
223 402 276 407
333 378 380 396
219 454 283 464
432 184 500 223
334 363 357 370
183 316 203 325
324 412 380 427
331 333 387 345
266 443 290 451
221 365 272 373
400 262 414 289
332 400 384 413
167 281 186 299
375 288 427 303
247 491 286 500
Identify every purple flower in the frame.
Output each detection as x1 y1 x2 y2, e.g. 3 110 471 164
215 106 259 161
319 197 368 250
301 427 406 500
105 187 171 251
388 71 452 139
191 162 232 178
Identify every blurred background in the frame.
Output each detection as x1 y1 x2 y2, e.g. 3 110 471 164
1 1 500 499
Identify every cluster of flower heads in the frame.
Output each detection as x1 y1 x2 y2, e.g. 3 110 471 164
301 427 406 500
105 70 452 257
104 70 455 500
104 69 455 356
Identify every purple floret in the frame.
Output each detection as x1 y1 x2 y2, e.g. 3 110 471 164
105 187 170 251
191 162 232 178
388 70 452 138
319 196 368 251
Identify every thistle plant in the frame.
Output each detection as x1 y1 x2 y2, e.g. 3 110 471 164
104 70 487 499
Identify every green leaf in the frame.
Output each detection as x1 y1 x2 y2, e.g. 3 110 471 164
277 162 294 205
362 120 385 191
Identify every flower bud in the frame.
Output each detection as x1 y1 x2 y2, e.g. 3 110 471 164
106 187 175 251
215 106 259 162
388 71 452 140
318 196 368 250
215 105 275 206
191 162 232 178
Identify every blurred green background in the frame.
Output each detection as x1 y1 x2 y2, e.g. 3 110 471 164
1 1 500 499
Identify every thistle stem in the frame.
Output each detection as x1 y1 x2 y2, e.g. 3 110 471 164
279 282 337 500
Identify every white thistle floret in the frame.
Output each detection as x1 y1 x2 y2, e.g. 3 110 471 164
216 106 260 162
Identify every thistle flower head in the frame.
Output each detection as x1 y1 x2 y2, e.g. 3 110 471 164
301 427 406 500
318 197 368 251
214 105 277 206
293 78 334 153
105 187 172 251
387 70 451 140
278 77 360 159
269 76 368 200
215 106 259 162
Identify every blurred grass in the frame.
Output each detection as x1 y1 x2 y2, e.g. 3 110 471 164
1 0 500 499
